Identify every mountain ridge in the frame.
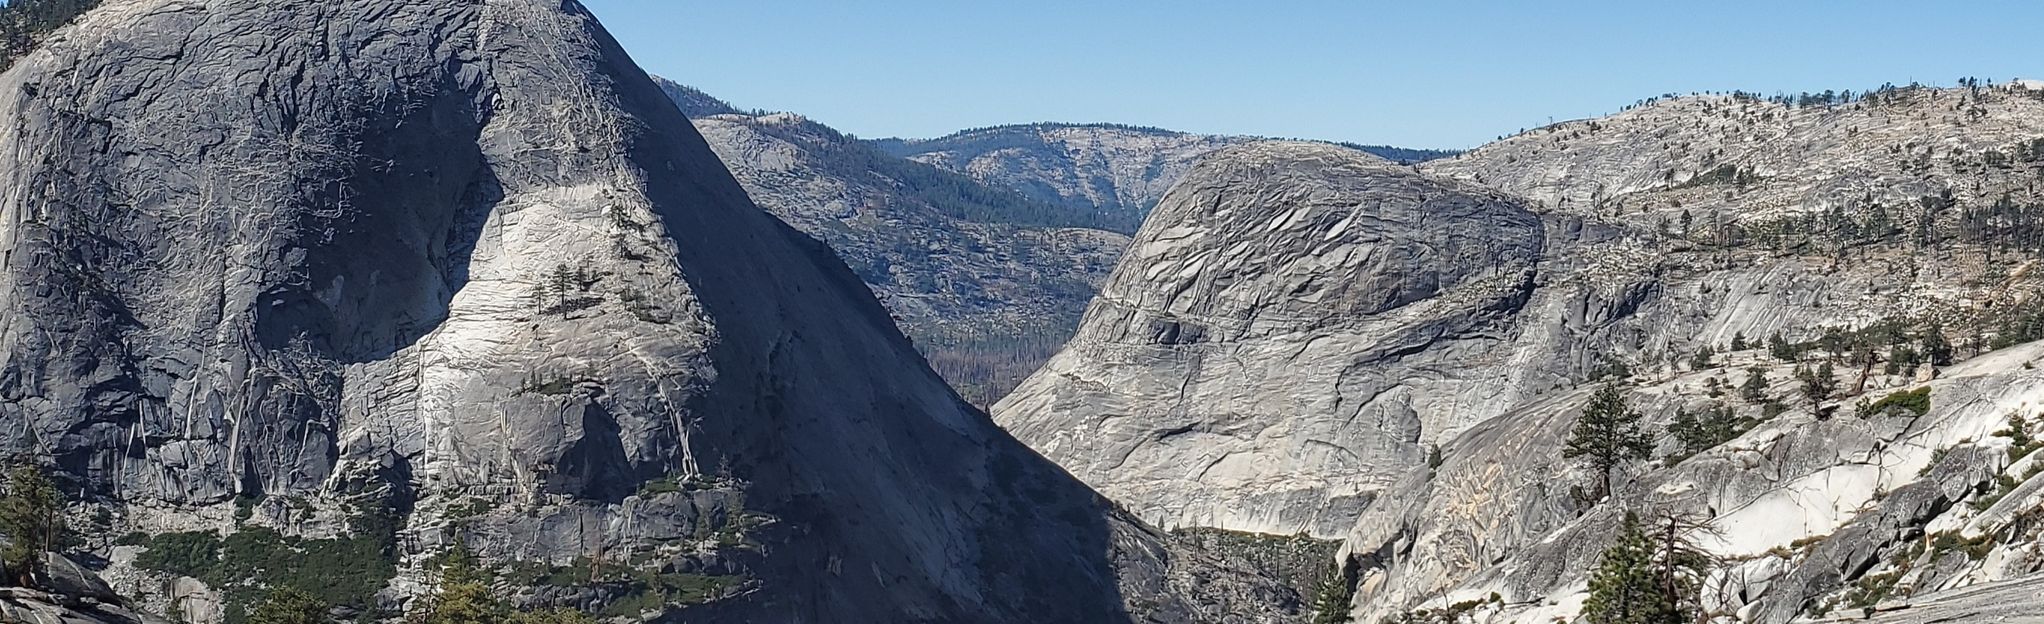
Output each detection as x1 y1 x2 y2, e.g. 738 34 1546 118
671 89 1131 406
873 122 1459 167
877 123 1457 234
662 81 1458 407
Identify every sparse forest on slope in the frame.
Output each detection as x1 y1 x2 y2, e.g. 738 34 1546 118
1331 142 1461 164
997 81 2044 623
651 76 739 118
1342 82 2044 623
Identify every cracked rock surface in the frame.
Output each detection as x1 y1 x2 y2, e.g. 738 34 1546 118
676 96 1129 405
994 141 1547 536
0 1 1295 621
997 87 2044 622
880 124 1454 233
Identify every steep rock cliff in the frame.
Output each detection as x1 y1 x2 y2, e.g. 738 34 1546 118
997 87 2044 622
994 141 1547 536
682 106 1127 405
0 1 1293 621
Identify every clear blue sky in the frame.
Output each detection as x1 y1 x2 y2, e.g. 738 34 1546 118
581 1 2043 149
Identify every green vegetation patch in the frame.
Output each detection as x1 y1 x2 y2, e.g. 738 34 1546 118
1170 527 1342 599
1861 387 1932 418
132 506 399 624
136 527 394 623
1665 402 1756 464
506 557 744 617
1927 530 1995 561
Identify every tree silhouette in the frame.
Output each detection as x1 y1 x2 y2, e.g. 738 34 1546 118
1740 368 1768 403
1564 385 1653 500
1798 362 1838 414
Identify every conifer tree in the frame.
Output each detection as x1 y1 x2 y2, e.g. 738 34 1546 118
0 463 64 587
409 539 601 624
1309 560 1355 624
1739 368 1768 403
1583 512 1670 624
1564 384 1653 499
1729 332 1748 352
1582 512 1708 624
1767 332 1797 361
412 540 508 624
249 586 330 624
1921 328 1955 367
1797 362 1838 413
1666 403 1737 462
413 579 504 624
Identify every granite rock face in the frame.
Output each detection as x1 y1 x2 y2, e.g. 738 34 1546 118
1422 86 2044 234
0 588 171 624
1334 85 2044 623
878 124 1457 233
1338 344 2044 624
704 113 1450 406
998 87 2044 621
1835 574 2044 624
0 1 1294 621
995 141 1547 536
0 555 166 624
878 124 1252 232
681 104 1128 405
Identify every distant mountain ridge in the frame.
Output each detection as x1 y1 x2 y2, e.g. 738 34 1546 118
873 122 1458 165
652 76 740 118
662 83 1130 405
647 82 1460 236
663 81 1454 406
877 123 1457 232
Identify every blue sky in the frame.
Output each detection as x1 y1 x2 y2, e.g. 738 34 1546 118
581 1 2043 149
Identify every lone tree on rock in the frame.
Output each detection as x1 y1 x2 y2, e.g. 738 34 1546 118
0 463 64 588
1308 559 1355 624
1688 345 1715 371
1583 512 1667 624
1739 368 1768 403
1921 327 1954 367
1564 384 1653 500
1797 362 1838 414
1767 332 1798 362
1581 511 1712 624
